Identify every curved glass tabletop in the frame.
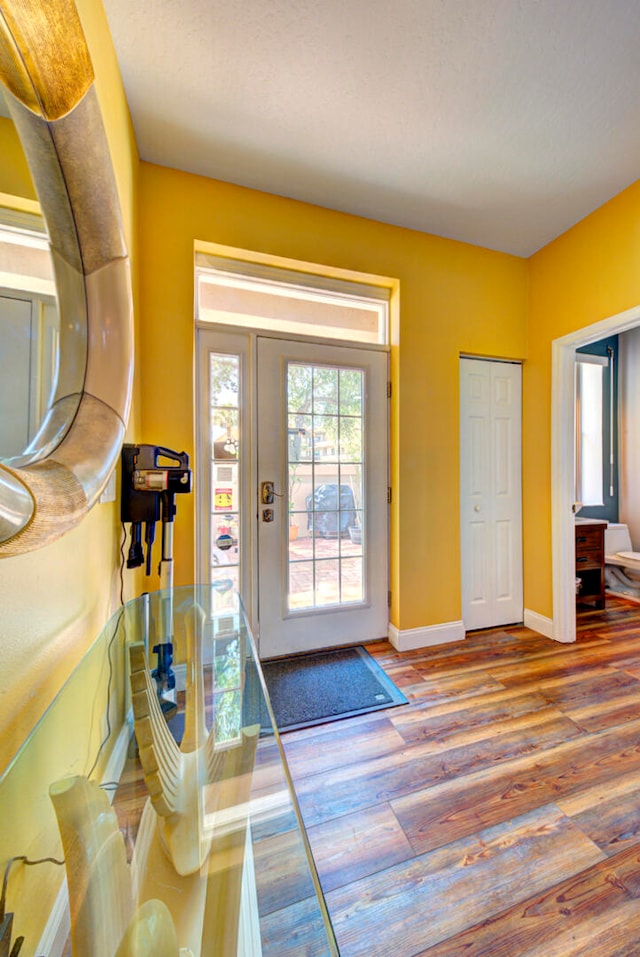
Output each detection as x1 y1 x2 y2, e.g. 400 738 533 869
0 585 338 956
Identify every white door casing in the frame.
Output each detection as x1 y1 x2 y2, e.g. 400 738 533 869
551 302 640 645
460 357 523 630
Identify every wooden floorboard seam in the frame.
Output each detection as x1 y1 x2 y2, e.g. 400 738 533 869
110 597 640 956
282 598 640 956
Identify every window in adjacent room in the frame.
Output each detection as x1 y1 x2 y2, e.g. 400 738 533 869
575 336 618 521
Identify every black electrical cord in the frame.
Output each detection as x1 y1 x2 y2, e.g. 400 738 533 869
98 781 120 791
85 604 123 781
119 521 126 607
1 855 65 956
0 856 64 923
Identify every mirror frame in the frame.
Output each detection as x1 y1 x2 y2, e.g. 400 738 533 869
0 0 133 554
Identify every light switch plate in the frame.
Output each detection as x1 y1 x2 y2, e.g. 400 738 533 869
99 468 117 504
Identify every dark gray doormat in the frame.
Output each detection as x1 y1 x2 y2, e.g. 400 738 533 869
260 645 408 732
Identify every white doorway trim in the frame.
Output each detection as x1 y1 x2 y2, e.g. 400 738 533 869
551 302 640 643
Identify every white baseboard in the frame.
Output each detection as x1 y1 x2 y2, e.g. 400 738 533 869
389 613 561 650
523 608 555 640
37 713 133 957
239 825 263 957
37 879 70 957
388 620 465 651
606 588 640 606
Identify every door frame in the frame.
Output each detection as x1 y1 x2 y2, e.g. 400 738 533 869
196 323 390 651
551 302 640 643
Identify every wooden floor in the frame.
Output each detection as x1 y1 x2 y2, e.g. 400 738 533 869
277 597 640 957
110 597 640 956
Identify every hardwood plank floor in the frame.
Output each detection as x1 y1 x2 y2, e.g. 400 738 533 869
111 596 640 956
279 597 640 956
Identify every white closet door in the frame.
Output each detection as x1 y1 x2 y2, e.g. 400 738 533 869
460 358 523 630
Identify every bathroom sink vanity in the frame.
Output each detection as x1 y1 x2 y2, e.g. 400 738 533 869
575 518 607 608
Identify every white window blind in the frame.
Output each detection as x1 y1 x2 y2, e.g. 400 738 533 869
195 253 389 345
575 354 607 506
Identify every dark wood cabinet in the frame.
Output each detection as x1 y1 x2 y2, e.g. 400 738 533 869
575 519 606 609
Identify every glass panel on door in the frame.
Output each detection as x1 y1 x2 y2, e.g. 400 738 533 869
287 362 364 612
209 352 241 604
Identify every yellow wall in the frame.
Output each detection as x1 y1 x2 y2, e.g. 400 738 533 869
138 164 529 630
525 180 640 619
0 117 37 200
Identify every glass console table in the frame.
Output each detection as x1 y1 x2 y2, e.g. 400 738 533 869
0 586 338 957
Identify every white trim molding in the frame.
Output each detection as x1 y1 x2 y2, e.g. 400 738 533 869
36 879 70 957
551 302 640 646
523 608 554 640
388 620 465 652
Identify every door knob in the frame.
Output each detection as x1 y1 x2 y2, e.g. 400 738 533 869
474 505 481 512
261 481 275 505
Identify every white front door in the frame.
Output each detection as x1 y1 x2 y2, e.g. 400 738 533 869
197 331 389 658
257 337 388 658
460 357 523 630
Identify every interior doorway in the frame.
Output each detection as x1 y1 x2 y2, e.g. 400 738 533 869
551 303 640 643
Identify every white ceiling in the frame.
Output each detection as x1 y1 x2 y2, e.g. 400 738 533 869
102 0 640 257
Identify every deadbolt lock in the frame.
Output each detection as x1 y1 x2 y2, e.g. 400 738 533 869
262 508 274 523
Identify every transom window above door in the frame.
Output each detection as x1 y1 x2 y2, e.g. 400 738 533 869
195 251 389 346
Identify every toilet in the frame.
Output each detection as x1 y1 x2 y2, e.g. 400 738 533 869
604 523 640 599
